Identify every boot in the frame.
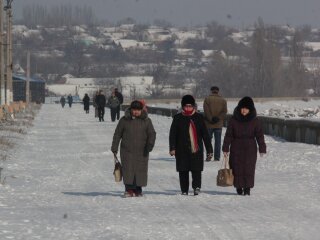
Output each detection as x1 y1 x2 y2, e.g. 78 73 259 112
244 188 250 196
193 188 200 196
236 188 243 195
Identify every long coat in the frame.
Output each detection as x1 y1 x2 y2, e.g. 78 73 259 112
111 109 156 186
83 95 90 111
222 107 266 188
203 93 227 129
169 112 213 172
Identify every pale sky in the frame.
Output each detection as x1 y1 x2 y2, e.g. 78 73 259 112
13 0 320 27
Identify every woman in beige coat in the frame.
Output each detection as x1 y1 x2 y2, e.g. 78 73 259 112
111 100 156 197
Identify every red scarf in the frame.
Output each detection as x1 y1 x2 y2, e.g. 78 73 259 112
182 109 199 153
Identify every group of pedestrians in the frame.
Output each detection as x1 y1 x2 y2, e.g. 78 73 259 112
92 88 123 122
59 94 73 108
111 87 267 198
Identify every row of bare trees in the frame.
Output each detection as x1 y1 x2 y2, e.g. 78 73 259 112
20 4 95 28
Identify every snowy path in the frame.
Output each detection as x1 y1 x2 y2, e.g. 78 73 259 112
0 104 319 240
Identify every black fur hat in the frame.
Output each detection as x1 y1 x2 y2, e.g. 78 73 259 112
237 96 255 111
181 95 195 107
130 100 143 110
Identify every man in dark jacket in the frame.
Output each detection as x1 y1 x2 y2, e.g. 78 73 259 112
67 94 73 108
95 90 106 122
203 86 227 161
82 93 90 114
111 100 156 197
114 88 123 120
169 95 213 196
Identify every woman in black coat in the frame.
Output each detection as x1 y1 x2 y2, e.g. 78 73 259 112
169 95 213 196
222 97 266 196
82 93 90 114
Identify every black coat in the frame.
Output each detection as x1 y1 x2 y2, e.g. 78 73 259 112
95 94 106 108
115 92 123 104
83 95 90 110
169 112 213 172
222 107 266 188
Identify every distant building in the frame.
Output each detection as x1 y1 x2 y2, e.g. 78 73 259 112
13 74 45 103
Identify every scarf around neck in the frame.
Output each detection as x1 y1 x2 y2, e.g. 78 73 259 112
182 109 199 153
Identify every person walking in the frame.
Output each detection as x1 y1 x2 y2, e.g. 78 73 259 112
111 100 156 197
93 91 99 118
203 86 227 161
60 96 66 108
82 93 90 114
107 91 120 122
114 88 123 120
222 96 266 196
169 95 213 196
95 90 106 122
67 94 73 108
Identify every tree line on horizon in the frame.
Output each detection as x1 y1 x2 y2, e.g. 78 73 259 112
14 4 320 98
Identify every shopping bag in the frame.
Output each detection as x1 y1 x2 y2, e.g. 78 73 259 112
113 154 122 182
216 156 234 187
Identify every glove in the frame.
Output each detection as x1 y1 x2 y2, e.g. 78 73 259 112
211 117 220 124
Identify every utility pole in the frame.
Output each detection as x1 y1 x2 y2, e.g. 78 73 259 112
0 0 5 104
4 0 13 104
26 51 30 103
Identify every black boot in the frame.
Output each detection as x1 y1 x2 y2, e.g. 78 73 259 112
244 188 250 196
236 188 243 195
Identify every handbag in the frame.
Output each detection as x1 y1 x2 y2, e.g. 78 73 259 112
216 156 234 187
113 154 122 182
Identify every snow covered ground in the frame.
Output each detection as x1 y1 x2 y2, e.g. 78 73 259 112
0 104 319 240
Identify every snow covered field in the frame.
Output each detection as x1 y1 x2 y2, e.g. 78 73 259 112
0 104 319 240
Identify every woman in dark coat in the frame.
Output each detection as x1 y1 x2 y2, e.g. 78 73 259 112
222 97 266 196
82 93 90 114
169 95 213 196
111 100 156 197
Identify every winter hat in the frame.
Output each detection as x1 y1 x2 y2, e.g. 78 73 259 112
210 86 219 92
181 95 195 107
237 96 255 111
130 100 143 110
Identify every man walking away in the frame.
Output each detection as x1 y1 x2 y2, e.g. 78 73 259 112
203 86 227 161
67 94 73 108
95 90 106 122
114 88 123 120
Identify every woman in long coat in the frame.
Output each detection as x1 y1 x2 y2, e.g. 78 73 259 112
82 93 90 114
222 96 266 196
111 100 156 197
169 95 213 196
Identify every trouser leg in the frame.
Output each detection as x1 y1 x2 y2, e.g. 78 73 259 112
191 171 202 189
179 171 189 193
213 128 222 160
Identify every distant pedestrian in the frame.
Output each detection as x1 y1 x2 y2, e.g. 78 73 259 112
203 86 227 161
114 88 123 120
60 96 66 108
111 100 156 197
95 90 106 122
169 95 213 196
93 91 99 118
67 94 73 108
107 91 120 122
82 93 90 114
222 96 266 196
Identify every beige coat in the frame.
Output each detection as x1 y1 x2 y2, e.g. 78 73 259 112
203 93 227 129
